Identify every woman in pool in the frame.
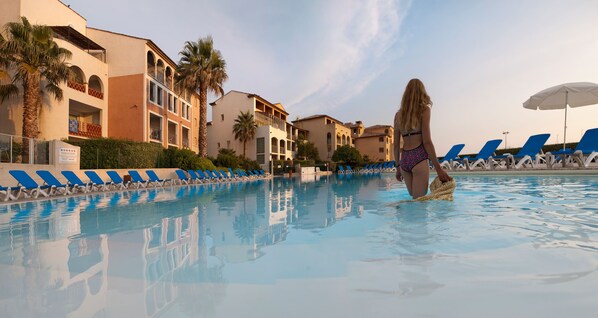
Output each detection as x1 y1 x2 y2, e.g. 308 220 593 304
394 78 451 199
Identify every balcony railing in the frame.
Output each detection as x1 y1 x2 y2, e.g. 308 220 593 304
255 112 286 131
182 139 189 148
168 135 178 145
88 88 104 99
68 119 102 138
0 132 50 164
67 81 86 93
150 129 162 141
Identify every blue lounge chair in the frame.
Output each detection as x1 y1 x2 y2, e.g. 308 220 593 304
211 170 227 182
145 170 172 187
187 170 204 183
338 166 346 174
175 170 191 185
84 171 113 191
36 170 71 195
61 171 93 193
493 133 550 169
128 170 150 188
9 170 52 198
106 171 130 190
228 167 243 180
439 144 465 170
546 128 598 168
458 139 502 170
345 166 354 174
196 170 213 182
1 184 23 202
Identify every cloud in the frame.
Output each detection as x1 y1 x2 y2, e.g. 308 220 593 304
286 0 410 115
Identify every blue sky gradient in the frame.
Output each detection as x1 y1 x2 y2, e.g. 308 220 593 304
70 0 598 154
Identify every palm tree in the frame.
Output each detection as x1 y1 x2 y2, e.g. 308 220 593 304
232 110 257 158
176 36 228 157
0 17 72 140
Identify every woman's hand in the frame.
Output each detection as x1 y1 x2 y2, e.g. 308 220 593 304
395 169 403 182
436 168 451 183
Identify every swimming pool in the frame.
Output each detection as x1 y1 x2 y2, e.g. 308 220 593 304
0 174 597 318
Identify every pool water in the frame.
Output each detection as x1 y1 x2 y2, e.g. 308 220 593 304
0 174 597 318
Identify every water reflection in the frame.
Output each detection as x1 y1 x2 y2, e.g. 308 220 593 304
0 174 382 317
1 174 595 317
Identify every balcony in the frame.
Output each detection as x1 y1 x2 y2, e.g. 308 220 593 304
67 81 86 93
255 112 286 131
88 87 104 99
68 120 102 138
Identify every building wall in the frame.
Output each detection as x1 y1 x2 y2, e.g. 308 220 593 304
19 0 87 33
355 135 393 162
108 74 144 142
0 0 20 26
0 2 108 142
207 91 255 158
86 28 147 77
293 117 353 161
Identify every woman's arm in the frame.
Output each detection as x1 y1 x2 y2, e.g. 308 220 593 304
393 112 402 163
393 112 403 181
421 107 450 181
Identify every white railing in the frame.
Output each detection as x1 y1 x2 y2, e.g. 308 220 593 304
0 132 50 164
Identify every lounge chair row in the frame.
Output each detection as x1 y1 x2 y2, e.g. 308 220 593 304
437 128 597 170
1 168 271 202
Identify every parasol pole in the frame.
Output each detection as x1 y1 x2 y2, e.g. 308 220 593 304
563 90 568 151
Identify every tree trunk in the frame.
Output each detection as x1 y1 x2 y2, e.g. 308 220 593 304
21 72 41 162
22 72 40 139
243 141 246 158
198 87 208 157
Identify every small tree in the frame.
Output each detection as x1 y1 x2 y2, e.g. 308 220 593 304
297 137 320 161
232 110 257 158
332 145 363 166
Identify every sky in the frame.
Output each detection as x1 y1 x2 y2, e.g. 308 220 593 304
68 0 598 154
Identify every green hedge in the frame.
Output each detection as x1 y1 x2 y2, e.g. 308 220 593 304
67 138 215 170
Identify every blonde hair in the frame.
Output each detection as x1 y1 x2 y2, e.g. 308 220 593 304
398 78 432 132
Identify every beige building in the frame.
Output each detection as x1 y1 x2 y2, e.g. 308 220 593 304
207 90 299 170
0 0 108 141
351 124 396 162
0 0 199 153
292 115 353 161
87 28 199 152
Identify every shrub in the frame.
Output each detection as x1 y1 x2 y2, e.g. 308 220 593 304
66 138 216 170
332 145 363 166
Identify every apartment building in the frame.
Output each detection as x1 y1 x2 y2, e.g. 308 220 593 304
0 0 199 152
0 0 109 141
88 28 200 152
207 90 299 170
351 124 396 162
292 115 353 161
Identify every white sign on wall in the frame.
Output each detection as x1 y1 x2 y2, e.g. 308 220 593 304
58 147 78 164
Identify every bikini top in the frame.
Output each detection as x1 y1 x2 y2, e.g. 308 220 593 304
402 130 422 137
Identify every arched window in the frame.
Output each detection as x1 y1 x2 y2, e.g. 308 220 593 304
156 60 165 83
271 137 278 153
147 51 156 77
88 75 104 99
70 66 85 84
165 66 173 88
67 66 86 92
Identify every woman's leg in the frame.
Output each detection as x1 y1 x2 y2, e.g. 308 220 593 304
400 167 413 197
411 159 430 199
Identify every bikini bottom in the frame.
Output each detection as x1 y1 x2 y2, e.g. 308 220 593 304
400 144 429 172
